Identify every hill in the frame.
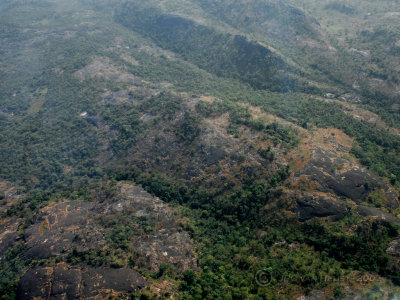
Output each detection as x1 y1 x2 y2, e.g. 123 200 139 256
1 0 400 299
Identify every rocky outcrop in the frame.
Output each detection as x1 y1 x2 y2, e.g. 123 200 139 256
294 193 349 221
112 183 198 272
23 183 197 269
291 148 400 224
294 149 399 208
17 182 197 297
292 193 400 225
16 264 147 299
357 206 400 225
23 201 105 260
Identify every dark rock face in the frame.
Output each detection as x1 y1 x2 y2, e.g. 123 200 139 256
23 201 105 260
291 192 400 224
294 193 349 221
357 206 400 224
16 264 147 299
291 148 400 224
294 149 399 208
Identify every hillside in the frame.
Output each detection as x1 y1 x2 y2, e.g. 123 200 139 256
1 0 400 299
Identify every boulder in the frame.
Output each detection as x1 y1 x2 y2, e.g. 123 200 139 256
357 206 400 224
295 193 349 221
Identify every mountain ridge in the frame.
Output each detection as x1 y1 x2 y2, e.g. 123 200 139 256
1 0 400 299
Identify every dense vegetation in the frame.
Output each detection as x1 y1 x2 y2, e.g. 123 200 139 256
1 0 400 299
112 167 399 299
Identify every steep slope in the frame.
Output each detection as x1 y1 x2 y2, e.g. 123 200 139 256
0 0 400 299
116 4 298 92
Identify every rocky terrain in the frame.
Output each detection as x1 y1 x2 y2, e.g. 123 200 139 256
294 148 398 208
1 0 400 298
9 183 197 298
17 264 147 299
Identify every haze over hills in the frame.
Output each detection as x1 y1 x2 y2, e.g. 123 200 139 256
1 0 400 299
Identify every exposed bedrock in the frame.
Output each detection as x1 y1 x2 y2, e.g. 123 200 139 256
18 183 197 297
16 264 147 299
293 193 349 221
294 148 399 208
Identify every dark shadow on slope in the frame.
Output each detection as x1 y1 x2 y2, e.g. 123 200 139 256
116 4 297 92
